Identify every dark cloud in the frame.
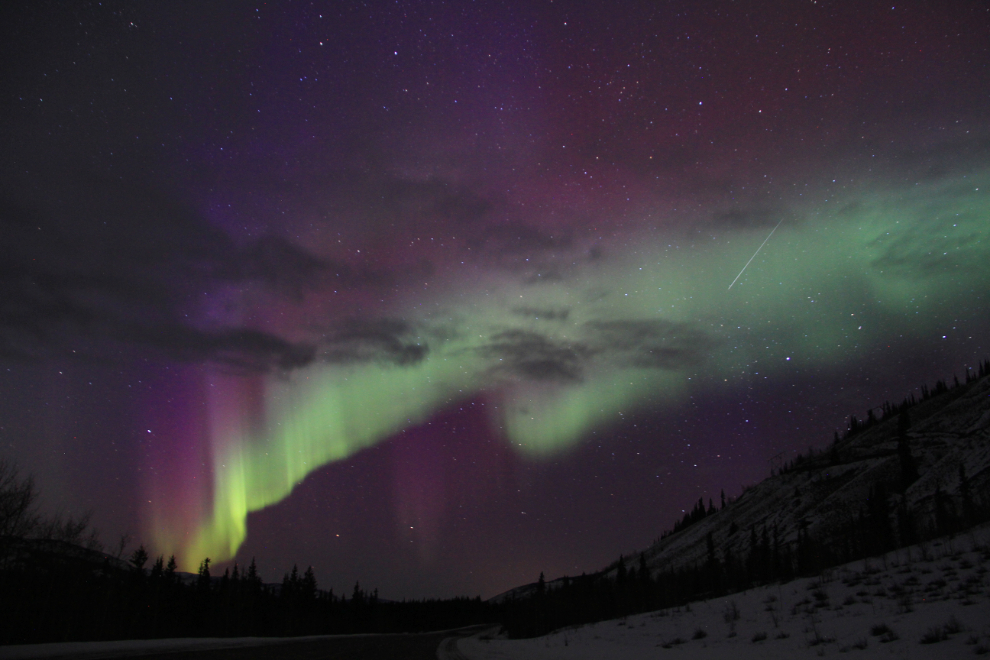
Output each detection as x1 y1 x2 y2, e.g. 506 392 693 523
584 319 715 370
319 319 428 366
478 330 592 383
0 259 148 360
123 325 315 372
0 172 330 369
0 260 316 371
474 319 715 384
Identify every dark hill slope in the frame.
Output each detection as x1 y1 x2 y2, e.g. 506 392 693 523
623 372 990 580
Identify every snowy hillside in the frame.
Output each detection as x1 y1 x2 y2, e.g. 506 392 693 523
460 523 990 659
623 372 990 581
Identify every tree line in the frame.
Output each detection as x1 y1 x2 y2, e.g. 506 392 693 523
0 459 494 645
501 464 988 638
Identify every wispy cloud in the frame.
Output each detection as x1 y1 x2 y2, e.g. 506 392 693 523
319 318 428 366
0 174 329 369
478 329 592 383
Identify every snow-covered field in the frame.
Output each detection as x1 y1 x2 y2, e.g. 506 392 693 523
459 526 990 659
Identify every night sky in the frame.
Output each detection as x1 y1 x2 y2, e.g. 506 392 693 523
2 1 989 600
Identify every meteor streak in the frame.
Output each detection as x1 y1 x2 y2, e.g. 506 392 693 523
728 219 783 290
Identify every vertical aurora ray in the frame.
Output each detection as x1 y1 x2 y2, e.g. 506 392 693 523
177 356 481 566
157 170 990 568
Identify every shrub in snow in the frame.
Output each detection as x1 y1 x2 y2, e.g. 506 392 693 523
920 626 948 644
723 600 740 623
870 623 891 636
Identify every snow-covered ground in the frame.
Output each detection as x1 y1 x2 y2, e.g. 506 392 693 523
459 526 990 659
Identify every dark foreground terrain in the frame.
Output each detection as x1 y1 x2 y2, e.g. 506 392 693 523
12 625 491 660
122 634 451 660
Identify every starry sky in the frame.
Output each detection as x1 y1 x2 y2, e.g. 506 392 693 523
2 1 989 599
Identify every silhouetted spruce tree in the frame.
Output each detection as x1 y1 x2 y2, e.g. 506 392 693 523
197 558 211 591
796 520 814 575
933 482 956 537
896 411 919 491
760 526 771 582
897 498 918 546
165 555 177 584
746 525 760 582
150 555 164 579
302 566 317 602
772 524 790 582
848 414 859 437
866 483 893 554
147 556 165 637
246 558 260 588
723 542 736 592
704 532 722 595
130 545 149 574
959 465 977 527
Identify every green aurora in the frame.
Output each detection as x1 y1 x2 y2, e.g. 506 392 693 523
161 167 990 568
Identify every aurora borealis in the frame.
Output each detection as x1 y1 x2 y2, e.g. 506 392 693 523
2 2 989 599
